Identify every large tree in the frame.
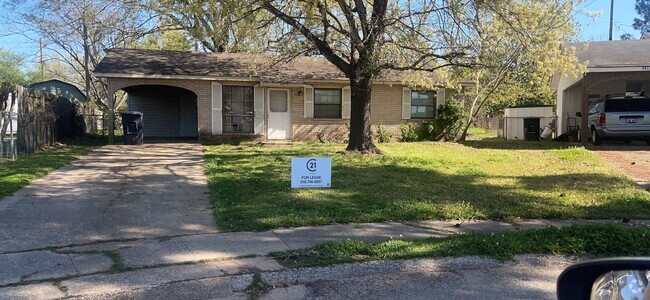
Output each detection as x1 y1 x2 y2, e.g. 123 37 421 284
633 0 650 34
142 0 273 52
453 0 584 141
258 0 474 153
3 0 154 110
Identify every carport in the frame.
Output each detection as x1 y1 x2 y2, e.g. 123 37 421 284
121 85 198 139
554 39 650 143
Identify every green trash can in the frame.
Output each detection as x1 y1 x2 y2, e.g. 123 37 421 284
523 118 540 141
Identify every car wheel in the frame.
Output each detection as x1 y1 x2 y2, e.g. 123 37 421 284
592 129 602 146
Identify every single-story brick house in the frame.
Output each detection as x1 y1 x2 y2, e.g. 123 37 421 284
553 39 650 142
94 49 447 141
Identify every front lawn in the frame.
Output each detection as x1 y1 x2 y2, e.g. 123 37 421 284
203 140 650 231
0 136 107 199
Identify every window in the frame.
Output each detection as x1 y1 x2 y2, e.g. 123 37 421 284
222 86 254 133
314 89 342 118
269 90 288 113
626 80 644 95
411 91 436 119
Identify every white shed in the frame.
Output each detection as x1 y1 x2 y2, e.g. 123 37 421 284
503 105 555 140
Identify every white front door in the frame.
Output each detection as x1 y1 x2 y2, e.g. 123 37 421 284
267 89 291 139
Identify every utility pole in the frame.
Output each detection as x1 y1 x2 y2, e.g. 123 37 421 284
39 38 44 79
608 0 614 41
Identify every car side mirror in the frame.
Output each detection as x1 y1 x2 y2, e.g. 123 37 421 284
557 258 650 300
576 112 582 117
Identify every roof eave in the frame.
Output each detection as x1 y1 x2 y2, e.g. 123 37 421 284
93 72 262 82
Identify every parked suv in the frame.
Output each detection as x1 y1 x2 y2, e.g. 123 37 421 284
588 95 650 145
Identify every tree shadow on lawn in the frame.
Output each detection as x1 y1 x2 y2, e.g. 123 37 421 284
460 138 581 150
208 152 650 231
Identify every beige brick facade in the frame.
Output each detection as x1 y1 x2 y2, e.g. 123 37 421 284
106 77 418 142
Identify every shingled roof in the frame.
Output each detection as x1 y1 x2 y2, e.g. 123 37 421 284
94 48 405 84
567 39 650 68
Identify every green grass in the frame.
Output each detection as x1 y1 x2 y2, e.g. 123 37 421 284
0 136 107 199
466 127 498 140
203 140 650 231
271 224 650 267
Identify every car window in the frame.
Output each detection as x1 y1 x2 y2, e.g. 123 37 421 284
589 102 601 114
604 98 650 112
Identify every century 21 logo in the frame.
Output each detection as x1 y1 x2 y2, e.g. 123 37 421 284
306 159 317 172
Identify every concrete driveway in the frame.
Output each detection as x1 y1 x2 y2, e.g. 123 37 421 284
590 143 650 190
0 143 219 253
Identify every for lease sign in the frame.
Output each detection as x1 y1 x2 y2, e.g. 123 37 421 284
291 158 332 188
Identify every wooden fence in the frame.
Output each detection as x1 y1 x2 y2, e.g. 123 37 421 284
1 86 57 159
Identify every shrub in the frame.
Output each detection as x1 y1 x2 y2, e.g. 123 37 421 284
374 124 393 143
433 100 464 141
400 123 419 142
399 100 465 142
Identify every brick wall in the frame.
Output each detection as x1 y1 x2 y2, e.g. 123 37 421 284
107 77 413 142
291 83 407 142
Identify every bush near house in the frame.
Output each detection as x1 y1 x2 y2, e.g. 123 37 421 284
400 101 464 142
203 140 650 232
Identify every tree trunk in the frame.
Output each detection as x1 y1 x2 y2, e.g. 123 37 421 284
346 75 381 154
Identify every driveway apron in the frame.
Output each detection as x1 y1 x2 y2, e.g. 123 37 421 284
590 144 650 190
0 143 218 253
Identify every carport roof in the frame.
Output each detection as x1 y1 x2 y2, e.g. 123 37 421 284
94 48 409 84
567 39 650 68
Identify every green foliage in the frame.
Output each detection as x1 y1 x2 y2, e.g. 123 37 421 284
452 0 584 140
271 225 650 267
433 101 464 141
145 0 271 52
374 124 394 143
399 101 464 142
0 49 27 101
632 0 650 34
138 30 193 51
399 123 419 142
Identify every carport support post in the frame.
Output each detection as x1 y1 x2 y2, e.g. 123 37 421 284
108 91 115 144
580 83 589 145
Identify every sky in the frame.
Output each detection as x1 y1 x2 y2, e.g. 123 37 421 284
0 0 642 69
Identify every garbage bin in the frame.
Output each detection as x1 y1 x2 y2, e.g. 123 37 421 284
523 117 540 141
121 112 143 145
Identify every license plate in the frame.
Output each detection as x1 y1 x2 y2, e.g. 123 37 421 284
626 118 637 124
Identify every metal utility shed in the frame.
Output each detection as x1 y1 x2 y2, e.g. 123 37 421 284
503 105 555 140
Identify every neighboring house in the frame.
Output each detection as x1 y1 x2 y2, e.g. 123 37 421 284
93 49 447 141
28 79 88 103
553 39 650 141
2 80 87 138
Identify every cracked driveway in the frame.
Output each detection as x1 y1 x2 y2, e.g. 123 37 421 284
0 143 219 253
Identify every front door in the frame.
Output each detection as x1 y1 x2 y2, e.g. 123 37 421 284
267 89 291 139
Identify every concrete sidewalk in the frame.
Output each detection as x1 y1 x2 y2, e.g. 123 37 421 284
0 218 640 299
